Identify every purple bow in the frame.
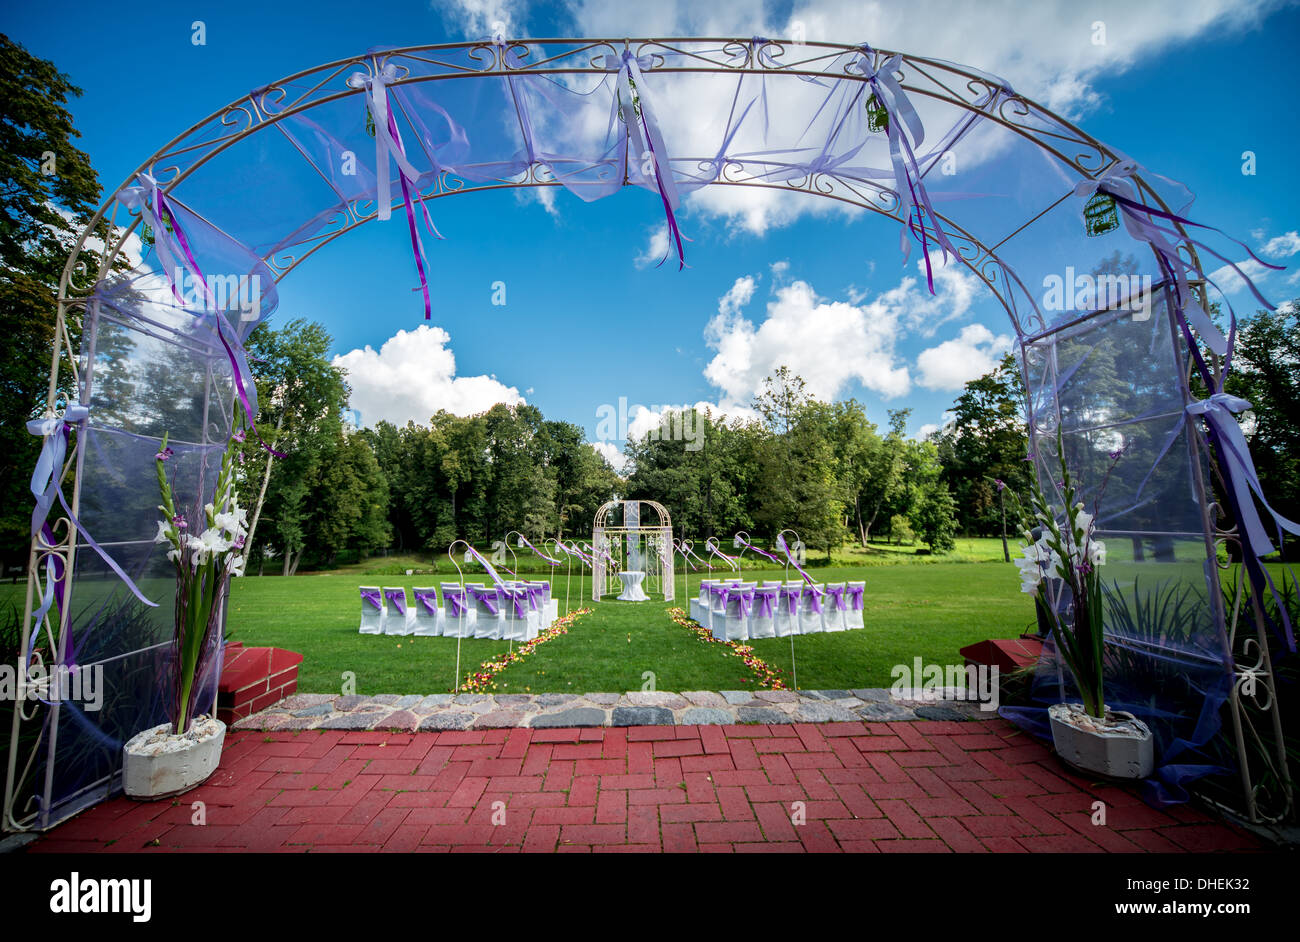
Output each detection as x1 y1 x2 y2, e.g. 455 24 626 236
360 589 383 611
847 584 865 611
511 588 531 618
443 587 467 618
826 585 847 611
754 587 778 619
469 586 499 616
413 590 439 617
780 586 801 615
727 586 754 618
384 589 407 615
804 585 824 614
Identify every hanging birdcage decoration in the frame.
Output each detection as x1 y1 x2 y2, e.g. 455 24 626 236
616 76 642 124
364 102 376 138
865 92 889 133
1083 190 1120 237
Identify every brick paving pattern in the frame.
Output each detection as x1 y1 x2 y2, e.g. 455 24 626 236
32 718 1262 853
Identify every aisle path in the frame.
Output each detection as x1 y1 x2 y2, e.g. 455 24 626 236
32 718 1262 853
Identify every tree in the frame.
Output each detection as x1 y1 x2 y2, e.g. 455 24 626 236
0 36 109 567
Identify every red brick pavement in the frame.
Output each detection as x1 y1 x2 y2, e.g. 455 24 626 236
30 718 1264 853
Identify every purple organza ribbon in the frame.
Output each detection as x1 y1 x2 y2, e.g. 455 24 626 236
804 584 824 614
116 173 284 458
727 585 754 618
780 585 801 615
674 539 699 571
774 534 817 586
525 584 546 610
847 584 865 611
384 588 407 615
709 583 729 603
349 62 444 320
705 538 739 571
26 408 157 610
826 584 848 611
413 590 439 617
856 46 958 293
463 545 508 589
517 535 561 566
733 533 783 566
468 586 499 616
754 586 778 619
443 587 467 618
511 587 531 618
360 588 383 611
614 51 687 269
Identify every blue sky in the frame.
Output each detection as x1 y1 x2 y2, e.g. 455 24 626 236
5 0 1298 465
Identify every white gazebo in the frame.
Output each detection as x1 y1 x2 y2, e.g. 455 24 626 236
592 499 674 602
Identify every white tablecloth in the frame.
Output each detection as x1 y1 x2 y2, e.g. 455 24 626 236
617 570 649 601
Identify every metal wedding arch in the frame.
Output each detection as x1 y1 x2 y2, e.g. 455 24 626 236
591 499 674 601
8 37 1292 831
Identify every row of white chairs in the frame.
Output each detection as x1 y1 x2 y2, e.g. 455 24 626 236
357 583 559 641
689 578 865 641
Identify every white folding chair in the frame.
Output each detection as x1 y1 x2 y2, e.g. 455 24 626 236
382 587 413 635
692 579 715 624
440 583 475 638
823 582 848 632
412 587 442 636
845 581 866 630
358 586 385 634
719 584 753 642
799 583 826 634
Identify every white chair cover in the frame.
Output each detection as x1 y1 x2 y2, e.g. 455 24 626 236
720 584 753 642
358 586 385 634
502 584 533 642
411 587 442 636
823 582 848 632
382 587 413 635
799 583 826 634
846 581 866 630
749 585 778 640
774 582 801 638
440 583 475 638
470 585 503 639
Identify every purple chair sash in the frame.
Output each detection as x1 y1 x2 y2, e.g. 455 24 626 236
779 586 800 615
413 590 439 617
847 585 865 611
361 588 383 611
469 586 499 616
442 587 468 618
525 584 545 611
709 584 728 604
826 585 847 611
753 587 778 618
803 585 824 614
384 589 407 615
511 588 531 618
726 586 754 618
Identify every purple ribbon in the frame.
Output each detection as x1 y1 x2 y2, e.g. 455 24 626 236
754 586 778 619
463 545 508 589
360 588 383 611
733 533 783 566
804 584 824 614
826 584 847 612
384 588 407 615
727 585 754 618
774 534 817 586
517 535 561 566
705 539 739 572
413 589 439 617
847 584 865 611
442 587 468 618
510 587 531 618
780 585 801 615
468 586 499 616
617 51 687 269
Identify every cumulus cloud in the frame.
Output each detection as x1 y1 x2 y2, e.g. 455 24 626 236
1261 231 1300 259
433 0 520 38
633 224 671 268
590 440 627 473
333 324 524 427
702 255 984 404
916 323 1014 391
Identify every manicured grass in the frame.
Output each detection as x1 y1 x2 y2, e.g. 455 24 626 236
218 560 1038 695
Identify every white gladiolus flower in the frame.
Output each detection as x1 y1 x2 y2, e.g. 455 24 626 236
213 507 247 536
197 527 230 557
154 520 174 544
1089 540 1107 566
228 553 246 577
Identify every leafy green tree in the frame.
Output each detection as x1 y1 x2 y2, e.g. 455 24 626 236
0 36 110 567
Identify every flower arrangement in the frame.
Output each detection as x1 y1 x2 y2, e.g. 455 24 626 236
153 415 249 734
1004 436 1120 720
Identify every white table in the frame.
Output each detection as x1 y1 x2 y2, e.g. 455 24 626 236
616 570 649 601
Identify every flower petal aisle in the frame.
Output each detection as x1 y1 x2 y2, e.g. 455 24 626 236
668 607 787 690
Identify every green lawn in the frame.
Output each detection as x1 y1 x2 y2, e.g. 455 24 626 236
218 560 1038 695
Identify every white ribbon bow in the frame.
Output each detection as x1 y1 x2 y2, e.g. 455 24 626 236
347 63 421 221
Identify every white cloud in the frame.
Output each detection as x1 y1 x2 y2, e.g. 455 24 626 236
590 440 627 472
917 423 940 440
1261 230 1300 259
916 323 1013 391
434 0 519 38
702 254 986 405
1209 258 1275 297
633 224 670 268
333 324 524 427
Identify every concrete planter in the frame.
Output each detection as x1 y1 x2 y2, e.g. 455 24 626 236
1048 702 1154 780
122 716 226 800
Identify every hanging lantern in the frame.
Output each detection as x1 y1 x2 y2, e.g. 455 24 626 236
1084 191 1120 237
865 92 889 133
616 76 642 124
